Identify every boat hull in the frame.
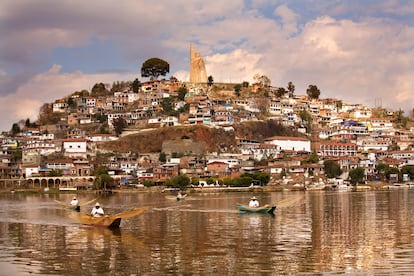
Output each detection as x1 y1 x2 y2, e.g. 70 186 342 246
236 204 276 214
73 215 122 228
90 217 122 228
68 207 148 228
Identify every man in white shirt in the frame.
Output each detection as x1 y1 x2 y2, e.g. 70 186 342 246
70 197 79 206
91 202 105 217
249 196 259 208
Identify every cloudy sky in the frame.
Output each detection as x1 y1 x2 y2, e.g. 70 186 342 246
1 0 414 132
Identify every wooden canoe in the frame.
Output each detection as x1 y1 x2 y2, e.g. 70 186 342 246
236 204 276 214
68 206 148 228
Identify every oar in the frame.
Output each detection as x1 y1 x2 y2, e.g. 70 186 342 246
79 198 98 207
54 199 68 208
111 206 149 219
275 194 305 208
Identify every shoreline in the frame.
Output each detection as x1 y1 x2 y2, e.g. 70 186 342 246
0 181 406 195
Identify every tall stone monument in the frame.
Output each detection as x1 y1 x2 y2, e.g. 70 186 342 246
189 44 207 83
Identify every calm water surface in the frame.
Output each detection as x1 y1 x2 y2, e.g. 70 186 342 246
1 190 414 275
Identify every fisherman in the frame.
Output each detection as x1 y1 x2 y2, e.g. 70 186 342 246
91 202 105 217
248 196 259 208
177 192 185 200
70 196 79 206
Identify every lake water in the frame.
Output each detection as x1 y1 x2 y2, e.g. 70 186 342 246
1 189 414 275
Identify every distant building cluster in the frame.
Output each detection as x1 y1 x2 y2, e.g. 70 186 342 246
1 46 414 190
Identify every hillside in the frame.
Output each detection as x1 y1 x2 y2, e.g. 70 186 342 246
97 120 303 154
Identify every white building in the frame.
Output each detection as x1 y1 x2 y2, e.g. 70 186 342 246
25 166 39 177
264 136 311 152
62 139 88 157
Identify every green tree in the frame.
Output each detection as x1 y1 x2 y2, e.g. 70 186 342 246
12 149 22 160
336 101 343 112
143 180 155 187
253 74 271 87
287 81 295 97
94 113 107 124
349 167 365 184
299 110 312 133
252 172 270 185
131 78 141 93
240 172 271 185
393 109 408 128
306 84 321 99
234 84 242 97
91 83 108 96
111 81 130 92
113 117 127 136
79 89 90 97
306 151 319 163
177 103 189 114
323 160 342 178
385 167 400 181
141 58 169 80
11 123 21 135
236 176 254 187
208 75 214 87
275 87 287 97
401 165 414 180
159 152 166 162
376 163 389 181
177 87 187 101
169 174 191 191
93 166 115 190
160 97 176 115
67 97 76 109
25 118 30 128
242 81 249 88
49 169 62 177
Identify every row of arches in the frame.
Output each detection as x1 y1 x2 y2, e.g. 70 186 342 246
26 176 95 189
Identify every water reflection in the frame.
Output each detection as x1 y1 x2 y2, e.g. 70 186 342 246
1 190 414 274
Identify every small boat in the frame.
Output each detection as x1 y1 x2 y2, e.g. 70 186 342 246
237 194 303 215
68 206 148 228
176 193 187 201
236 204 276 214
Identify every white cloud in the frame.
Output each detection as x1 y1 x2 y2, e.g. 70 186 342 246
274 5 300 35
205 49 263 83
0 65 136 131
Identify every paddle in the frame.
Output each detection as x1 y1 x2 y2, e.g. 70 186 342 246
275 194 305 208
79 198 98 207
54 199 68 208
54 198 97 208
111 206 149 219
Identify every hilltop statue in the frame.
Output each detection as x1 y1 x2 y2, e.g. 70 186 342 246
189 44 207 84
